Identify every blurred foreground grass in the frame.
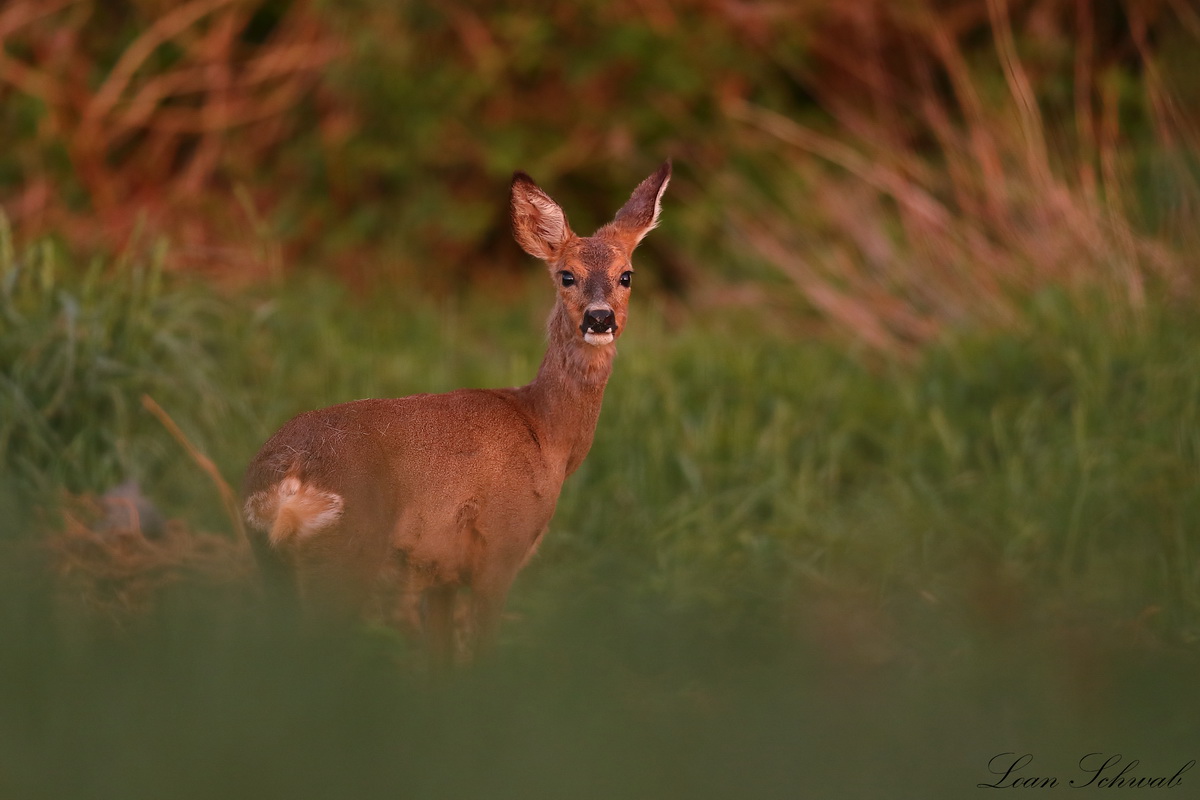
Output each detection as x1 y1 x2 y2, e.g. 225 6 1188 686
2 236 1200 797
2 565 1198 800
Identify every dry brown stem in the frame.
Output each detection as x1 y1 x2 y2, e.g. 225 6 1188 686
48 495 251 625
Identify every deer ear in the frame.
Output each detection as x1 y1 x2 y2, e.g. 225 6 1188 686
607 160 671 254
511 172 574 261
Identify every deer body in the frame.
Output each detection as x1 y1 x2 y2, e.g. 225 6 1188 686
242 162 670 660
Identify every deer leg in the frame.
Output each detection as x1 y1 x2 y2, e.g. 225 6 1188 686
468 567 518 659
287 518 388 623
422 584 459 668
293 553 375 623
385 552 428 638
247 528 298 605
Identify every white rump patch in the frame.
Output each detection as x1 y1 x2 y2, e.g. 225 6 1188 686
244 476 345 545
583 331 615 346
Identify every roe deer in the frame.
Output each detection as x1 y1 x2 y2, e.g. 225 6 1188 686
242 161 671 662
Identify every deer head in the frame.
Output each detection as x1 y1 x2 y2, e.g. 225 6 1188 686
511 161 671 348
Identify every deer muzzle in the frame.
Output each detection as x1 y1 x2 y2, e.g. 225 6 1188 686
581 307 617 346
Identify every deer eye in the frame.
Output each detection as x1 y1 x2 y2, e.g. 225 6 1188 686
619 271 633 288
559 271 576 287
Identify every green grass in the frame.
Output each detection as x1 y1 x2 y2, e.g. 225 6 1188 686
3 238 1200 797
558 292 1200 641
0 223 238 519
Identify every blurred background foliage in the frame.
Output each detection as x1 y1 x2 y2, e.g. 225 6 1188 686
2 0 1197 338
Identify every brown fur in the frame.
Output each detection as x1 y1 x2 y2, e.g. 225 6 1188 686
243 161 671 662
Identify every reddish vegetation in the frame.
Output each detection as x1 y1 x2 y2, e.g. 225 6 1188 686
2 1 1192 300
0 0 340 278
47 494 254 624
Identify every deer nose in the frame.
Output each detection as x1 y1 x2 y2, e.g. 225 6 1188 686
582 308 616 334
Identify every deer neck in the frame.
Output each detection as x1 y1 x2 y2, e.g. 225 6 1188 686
522 299 615 476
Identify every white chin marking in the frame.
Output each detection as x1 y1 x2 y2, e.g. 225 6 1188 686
583 331 614 346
